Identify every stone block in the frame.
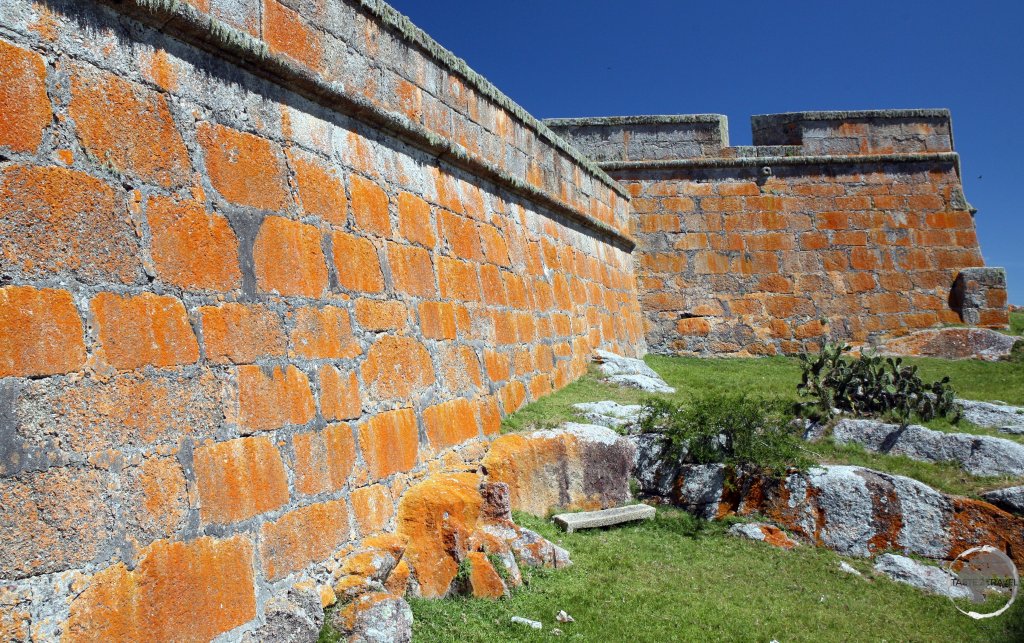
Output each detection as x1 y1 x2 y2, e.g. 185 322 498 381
553 504 655 533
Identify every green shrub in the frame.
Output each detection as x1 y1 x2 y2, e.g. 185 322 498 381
795 342 960 425
638 393 810 475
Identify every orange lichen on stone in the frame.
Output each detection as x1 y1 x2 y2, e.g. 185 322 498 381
350 484 395 536
63 536 256 643
358 408 419 480
263 0 323 69
197 121 289 210
0 164 141 285
253 216 330 298
0 40 51 153
193 436 290 524
291 305 362 359
387 242 437 298
396 473 483 598
423 398 480 451
146 196 242 291
199 302 286 364
440 344 483 394
288 148 347 225
90 292 199 371
69 66 189 188
479 396 502 436
0 587 30 643
947 497 1024 568
361 335 436 402
140 48 179 91
758 525 798 550
350 174 392 236
259 500 350 581
397 192 436 247
466 551 506 598
0 286 86 378
293 423 356 496
320 365 362 421
355 298 408 331
418 301 459 340
236 364 316 431
331 231 386 293
482 430 619 516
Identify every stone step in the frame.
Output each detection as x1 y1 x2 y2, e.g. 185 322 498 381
552 504 656 533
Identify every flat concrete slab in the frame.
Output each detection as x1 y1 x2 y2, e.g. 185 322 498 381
552 504 656 533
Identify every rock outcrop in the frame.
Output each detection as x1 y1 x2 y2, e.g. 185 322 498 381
594 350 676 393
482 423 635 516
633 437 1024 567
981 485 1024 515
957 399 1024 434
393 474 570 600
878 327 1018 361
873 554 972 600
829 418 1024 477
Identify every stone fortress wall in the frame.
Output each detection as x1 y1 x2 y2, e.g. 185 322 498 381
548 111 1009 356
0 0 644 640
0 0 1009 640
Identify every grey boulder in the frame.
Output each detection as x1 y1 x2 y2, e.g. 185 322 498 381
244 585 324 643
981 485 1024 514
831 418 1024 477
606 373 676 394
573 400 643 430
957 399 1024 435
873 553 972 600
593 350 676 393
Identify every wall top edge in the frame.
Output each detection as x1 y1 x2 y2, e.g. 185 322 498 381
600 151 961 171
752 109 951 123
352 0 630 198
544 114 728 127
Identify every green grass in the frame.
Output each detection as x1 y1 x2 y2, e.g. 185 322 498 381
410 508 1024 642
1007 311 1023 337
502 354 1024 497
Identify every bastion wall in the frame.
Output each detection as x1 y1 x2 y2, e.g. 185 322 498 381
0 0 644 639
548 111 1009 356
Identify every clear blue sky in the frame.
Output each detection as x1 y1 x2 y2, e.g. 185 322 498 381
387 0 1024 304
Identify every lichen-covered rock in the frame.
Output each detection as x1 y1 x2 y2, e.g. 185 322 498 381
873 554 972 599
573 400 643 431
482 423 635 516
981 486 1024 514
878 328 1017 361
635 453 1024 567
395 474 570 600
244 585 324 643
331 592 413 643
727 522 798 549
957 399 1024 434
831 418 1024 476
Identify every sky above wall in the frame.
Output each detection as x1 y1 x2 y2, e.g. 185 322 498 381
387 0 1024 304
